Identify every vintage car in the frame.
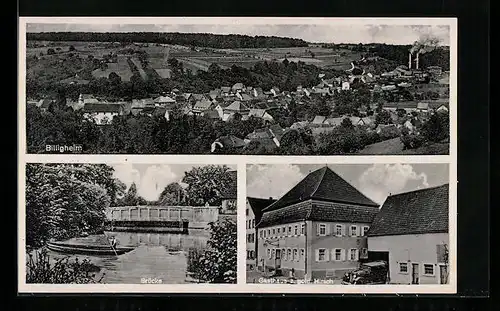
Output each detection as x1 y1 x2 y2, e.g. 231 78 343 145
342 260 388 285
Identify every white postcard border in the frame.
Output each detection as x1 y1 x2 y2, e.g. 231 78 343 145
18 16 457 294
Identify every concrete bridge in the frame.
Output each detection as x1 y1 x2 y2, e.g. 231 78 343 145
106 205 220 229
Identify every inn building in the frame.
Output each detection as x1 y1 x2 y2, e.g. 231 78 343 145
256 166 380 280
367 184 449 285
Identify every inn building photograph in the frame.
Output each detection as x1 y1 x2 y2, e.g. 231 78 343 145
246 163 450 285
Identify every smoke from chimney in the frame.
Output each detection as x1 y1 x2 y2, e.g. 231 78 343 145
409 34 442 70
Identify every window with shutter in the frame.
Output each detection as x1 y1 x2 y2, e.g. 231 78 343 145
341 224 346 236
282 248 286 261
335 224 343 237
333 249 342 261
341 249 346 261
350 225 358 237
318 248 326 262
319 223 327 236
315 249 320 262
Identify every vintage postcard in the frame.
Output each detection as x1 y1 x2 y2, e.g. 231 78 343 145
246 163 451 286
20 17 454 156
20 161 238 287
18 16 457 294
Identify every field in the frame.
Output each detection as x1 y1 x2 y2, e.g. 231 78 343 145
92 55 134 81
26 40 365 84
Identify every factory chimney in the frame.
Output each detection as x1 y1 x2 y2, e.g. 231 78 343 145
408 53 412 69
416 53 419 70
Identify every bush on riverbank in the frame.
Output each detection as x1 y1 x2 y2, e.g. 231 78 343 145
26 249 103 284
187 219 237 283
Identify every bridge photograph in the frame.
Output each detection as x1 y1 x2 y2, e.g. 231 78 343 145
24 163 237 284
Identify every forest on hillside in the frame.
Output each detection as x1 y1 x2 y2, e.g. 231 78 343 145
26 32 309 48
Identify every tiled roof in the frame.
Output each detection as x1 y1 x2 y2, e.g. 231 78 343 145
225 101 249 112
83 103 122 113
216 135 246 148
312 116 327 124
308 201 379 223
367 184 449 237
258 200 379 227
263 166 379 213
247 197 276 224
220 171 237 199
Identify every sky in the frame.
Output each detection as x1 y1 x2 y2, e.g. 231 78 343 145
26 23 450 45
246 163 449 205
111 163 236 201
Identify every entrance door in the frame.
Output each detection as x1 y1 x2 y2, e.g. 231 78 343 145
275 249 281 269
439 265 448 284
411 263 419 284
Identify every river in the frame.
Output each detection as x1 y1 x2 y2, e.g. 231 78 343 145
43 230 210 284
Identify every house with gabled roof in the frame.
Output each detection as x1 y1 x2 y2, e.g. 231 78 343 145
153 95 176 107
256 166 380 280
311 115 327 126
83 103 123 125
367 184 449 285
211 135 247 153
249 109 274 122
221 101 250 121
190 100 214 115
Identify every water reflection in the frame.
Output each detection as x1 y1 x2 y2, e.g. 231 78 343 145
44 230 210 284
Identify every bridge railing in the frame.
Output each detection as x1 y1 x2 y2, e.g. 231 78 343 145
107 205 220 223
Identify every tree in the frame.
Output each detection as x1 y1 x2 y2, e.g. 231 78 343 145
396 108 407 119
69 45 76 52
108 72 122 84
182 165 233 206
157 182 185 206
25 164 114 249
279 129 312 155
188 219 237 283
340 117 354 129
375 110 393 125
118 183 147 206
420 112 449 143
47 48 56 55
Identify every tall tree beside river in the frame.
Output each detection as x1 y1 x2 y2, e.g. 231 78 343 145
25 164 116 249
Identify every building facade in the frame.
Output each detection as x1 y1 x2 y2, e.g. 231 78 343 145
246 197 276 271
256 166 380 281
220 170 237 214
367 184 449 285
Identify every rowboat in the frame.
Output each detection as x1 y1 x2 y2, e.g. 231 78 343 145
46 241 135 256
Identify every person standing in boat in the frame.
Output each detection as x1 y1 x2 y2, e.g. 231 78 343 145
109 236 118 249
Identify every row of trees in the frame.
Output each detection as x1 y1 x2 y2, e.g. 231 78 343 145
116 165 235 208
27 32 308 48
27 56 336 101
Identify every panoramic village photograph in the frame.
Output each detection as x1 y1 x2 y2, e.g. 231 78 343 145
246 163 450 285
25 22 450 155
25 163 237 284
